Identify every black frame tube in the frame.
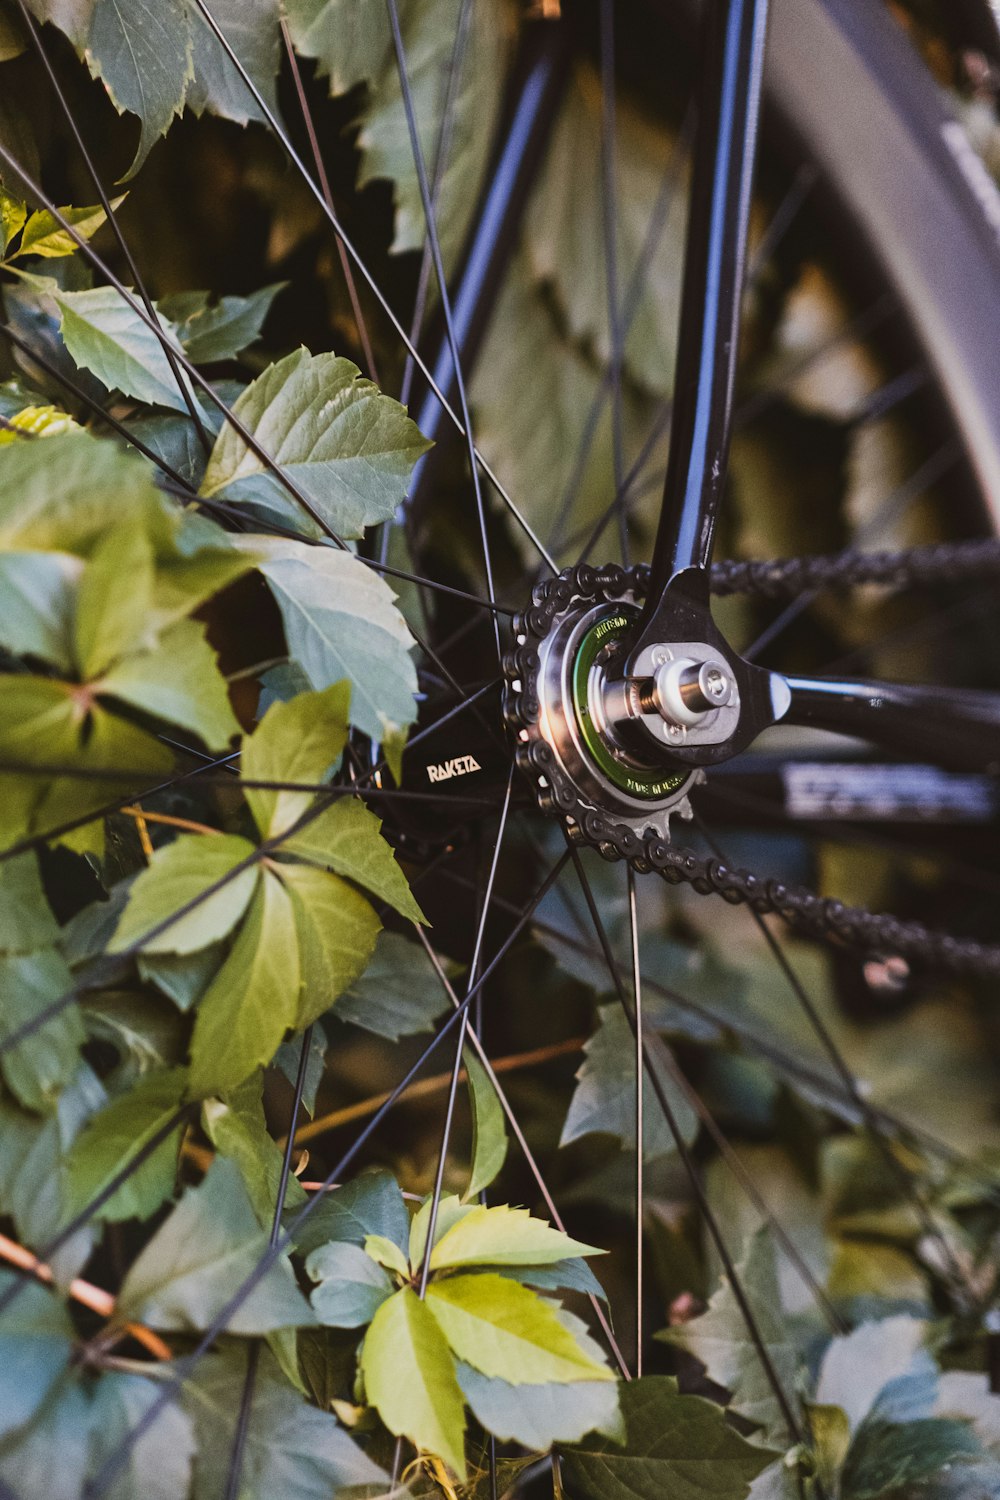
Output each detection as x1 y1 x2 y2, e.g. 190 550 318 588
644 0 769 601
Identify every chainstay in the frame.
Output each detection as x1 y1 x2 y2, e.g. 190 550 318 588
504 562 1000 977
709 537 1000 598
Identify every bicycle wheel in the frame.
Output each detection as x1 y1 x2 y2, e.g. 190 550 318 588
1 2 1000 1498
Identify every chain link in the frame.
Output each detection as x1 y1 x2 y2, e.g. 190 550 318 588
709 537 1000 599
504 562 1000 977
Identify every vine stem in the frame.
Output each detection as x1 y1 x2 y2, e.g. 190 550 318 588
282 1035 586 1148
0 1232 172 1361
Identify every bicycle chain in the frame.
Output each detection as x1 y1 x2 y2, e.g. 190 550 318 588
709 537 1000 599
503 562 1000 977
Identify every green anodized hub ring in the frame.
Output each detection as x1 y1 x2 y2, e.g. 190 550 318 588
570 610 689 801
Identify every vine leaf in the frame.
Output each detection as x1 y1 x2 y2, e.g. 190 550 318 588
281 798 424 923
73 520 155 680
814 1316 936 1436
456 1307 622 1450
290 1167 410 1259
361 1285 468 1480
202 1072 307 1228
240 679 350 839
429 1203 605 1273
841 1418 981 1499
659 1229 800 1446
335 930 449 1041
199 347 431 538
281 861 381 1030
0 1375 89 1500
561 1003 698 1160
426 1274 614 1386
287 0 512 271
307 1240 394 1328
183 1344 390 1499
117 1156 314 1333
186 0 281 129
108 833 260 957
86 0 193 177
463 1047 507 1201
0 550 81 673
560 1375 777 1500
55 285 197 413
0 1273 75 1440
0 948 83 1113
253 540 418 743
88 1371 196 1500
101 616 241 748
13 197 125 260
0 1063 106 1286
63 1064 187 1222
158 282 286 365
187 868 300 1097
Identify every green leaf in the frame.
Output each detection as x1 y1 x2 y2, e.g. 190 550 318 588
186 0 280 127
85 0 193 176
117 1156 314 1333
430 1204 605 1273
0 188 26 254
496 1257 609 1303
0 851 59 952
281 862 380 1028
74 521 155 680
283 798 424 922
182 1345 389 1499
842 1418 981 1499
101 617 240 748
256 541 418 741
56 285 196 413
409 1194 476 1273
660 1230 800 1445
0 1063 106 1286
815 1317 933 1436
290 1167 409 1259
0 551 81 671
241 682 350 838
427 1274 614 1385
361 1286 467 1480
160 283 286 364
20 0 94 47
0 430 174 555
188 870 301 1097
321 0 511 271
0 947 83 1112
306 1240 394 1327
16 198 125 260
88 1370 196 1500
335 930 448 1041
464 1048 507 1201
108 834 259 956
562 1004 698 1159
456 1308 622 1449
459 1361 622 1450
365 1233 411 1278
138 944 223 1013
201 1072 306 1228
63 1066 186 1222
561 1375 776 1500
0 1376 88 1500
0 1274 75 1439
283 0 385 95
199 347 431 537
806 1403 853 1495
